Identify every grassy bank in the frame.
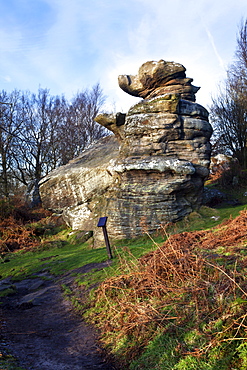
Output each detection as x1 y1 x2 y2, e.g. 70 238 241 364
0 200 247 369
86 210 247 369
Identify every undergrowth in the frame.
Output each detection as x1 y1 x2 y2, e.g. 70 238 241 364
1 194 247 369
0 351 25 370
0 198 54 261
84 211 247 369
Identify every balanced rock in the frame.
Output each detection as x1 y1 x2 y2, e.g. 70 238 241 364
39 60 212 244
118 59 199 101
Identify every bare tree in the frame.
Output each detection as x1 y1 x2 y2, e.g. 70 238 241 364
11 89 64 185
0 83 108 199
210 19 247 168
58 83 108 165
0 90 24 197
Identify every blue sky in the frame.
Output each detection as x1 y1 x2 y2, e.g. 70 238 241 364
0 0 246 112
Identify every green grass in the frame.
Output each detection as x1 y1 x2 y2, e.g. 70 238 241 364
128 328 244 370
129 330 181 370
1 199 247 370
0 353 25 370
82 202 247 370
169 203 247 234
0 287 16 297
0 230 110 281
1 201 246 283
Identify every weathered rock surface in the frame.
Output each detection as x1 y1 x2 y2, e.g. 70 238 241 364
40 135 119 239
39 60 213 243
118 59 199 101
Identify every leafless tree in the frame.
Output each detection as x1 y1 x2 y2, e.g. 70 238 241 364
210 19 247 168
58 83 108 165
0 90 24 197
0 83 108 198
11 89 61 185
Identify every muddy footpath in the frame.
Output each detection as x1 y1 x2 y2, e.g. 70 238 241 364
0 262 117 370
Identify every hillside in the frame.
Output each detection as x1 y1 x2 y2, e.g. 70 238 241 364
0 193 247 369
87 211 247 369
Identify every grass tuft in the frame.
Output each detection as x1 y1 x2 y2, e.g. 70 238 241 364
85 211 247 369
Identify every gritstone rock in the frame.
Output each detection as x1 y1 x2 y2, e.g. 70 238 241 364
39 60 213 244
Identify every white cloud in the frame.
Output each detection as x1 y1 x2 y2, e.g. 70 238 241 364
4 76 12 83
99 0 246 111
0 0 246 111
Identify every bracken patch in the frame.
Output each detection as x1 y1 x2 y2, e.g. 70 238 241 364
90 211 247 366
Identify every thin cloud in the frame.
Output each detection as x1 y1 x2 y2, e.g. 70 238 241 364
4 76 11 83
0 0 245 110
202 22 226 70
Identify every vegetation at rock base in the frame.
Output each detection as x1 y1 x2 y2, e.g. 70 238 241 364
0 352 25 370
1 16 247 370
0 182 246 369
86 211 247 369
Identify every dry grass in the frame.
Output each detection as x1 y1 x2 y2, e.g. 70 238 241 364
0 199 53 256
91 211 247 362
0 216 40 254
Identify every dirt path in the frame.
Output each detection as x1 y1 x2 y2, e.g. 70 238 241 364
0 262 116 370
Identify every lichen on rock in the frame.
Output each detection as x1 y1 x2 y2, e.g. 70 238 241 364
39 59 213 244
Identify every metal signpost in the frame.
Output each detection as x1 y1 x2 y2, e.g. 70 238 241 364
97 216 113 259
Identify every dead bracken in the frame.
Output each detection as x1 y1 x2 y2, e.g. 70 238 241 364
90 211 247 364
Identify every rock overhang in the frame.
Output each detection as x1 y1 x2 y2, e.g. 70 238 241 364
39 59 213 244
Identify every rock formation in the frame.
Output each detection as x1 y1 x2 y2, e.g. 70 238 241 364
39 60 213 244
117 59 199 101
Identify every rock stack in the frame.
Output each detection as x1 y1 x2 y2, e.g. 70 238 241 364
40 60 212 243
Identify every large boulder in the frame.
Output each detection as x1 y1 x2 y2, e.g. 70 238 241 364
39 135 119 240
40 60 213 244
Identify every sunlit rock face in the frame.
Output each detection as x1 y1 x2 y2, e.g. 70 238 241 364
40 60 212 243
39 135 119 243
118 60 199 101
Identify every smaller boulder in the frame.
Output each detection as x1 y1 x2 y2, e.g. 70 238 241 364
202 187 227 207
